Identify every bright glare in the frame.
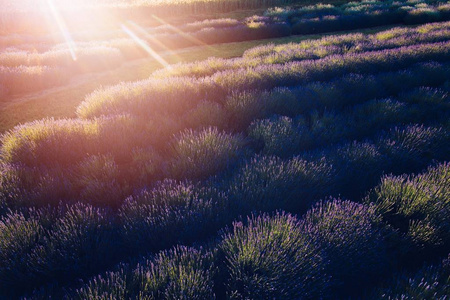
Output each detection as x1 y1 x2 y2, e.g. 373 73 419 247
42 0 95 10
127 21 180 58
47 0 77 61
122 24 173 70
152 15 219 52
35 0 210 67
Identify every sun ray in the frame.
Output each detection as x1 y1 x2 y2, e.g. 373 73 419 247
151 15 219 52
126 21 182 60
47 0 77 61
121 24 172 70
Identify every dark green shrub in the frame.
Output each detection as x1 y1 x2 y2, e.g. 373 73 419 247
410 61 450 87
0 163 29 209
21 282 65 300
263 86 305 117
193 20 292 45
224 90 267 132
378 69 424 96
304 73 384 111
133 114 184 153
400 86 449 106
248 110 352 154
438 3 450 19
377 61 450 96
95 115 151 164
291 16 342 35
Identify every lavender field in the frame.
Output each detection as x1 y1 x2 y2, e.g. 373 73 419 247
1 0 450 299
2 0 450 99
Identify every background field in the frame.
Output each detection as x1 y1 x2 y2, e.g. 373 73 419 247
0 0 449 299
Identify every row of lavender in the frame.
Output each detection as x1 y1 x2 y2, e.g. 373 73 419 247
0 47 124 98
268 0 450 34
1 23 449 298
154 20 450 78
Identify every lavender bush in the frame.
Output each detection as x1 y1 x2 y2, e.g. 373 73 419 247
301 199 390 295
220 212 327 299
367 162 450 254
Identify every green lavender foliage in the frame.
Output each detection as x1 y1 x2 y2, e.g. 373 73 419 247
367 162 450 253
220 212 327 299
0 210 44 291
119 179 232 253
301 199 391 294
376 124 450 174
371 254 450 300
169 127 248 180
228 155 335 213
75 246 216 300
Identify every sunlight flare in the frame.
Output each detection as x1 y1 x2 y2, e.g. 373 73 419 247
127 21 181 60
47 0 77 61
121 24 172 70
151 15 218 52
